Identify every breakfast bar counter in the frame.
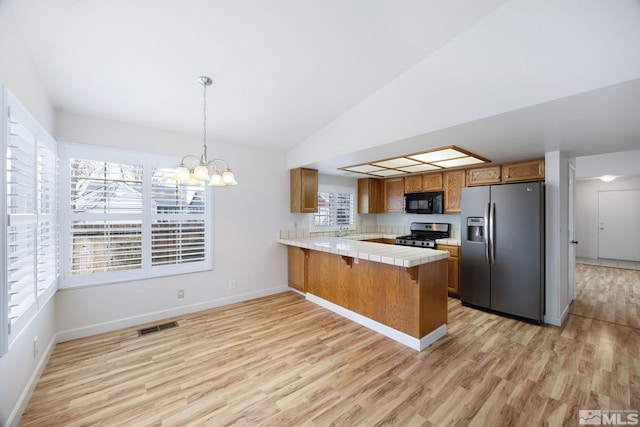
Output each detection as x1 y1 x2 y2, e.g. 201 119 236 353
279 234 450 351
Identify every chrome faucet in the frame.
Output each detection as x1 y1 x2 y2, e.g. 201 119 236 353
337 226 348 237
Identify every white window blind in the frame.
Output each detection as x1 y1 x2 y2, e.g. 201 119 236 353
61 145 212 288
3 90 58 351
314 191 354 227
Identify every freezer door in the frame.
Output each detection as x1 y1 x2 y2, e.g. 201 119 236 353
460 186 491 309
490 182 544 321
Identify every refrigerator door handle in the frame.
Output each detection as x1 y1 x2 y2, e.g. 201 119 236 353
484 202 490 264
489 202 496 265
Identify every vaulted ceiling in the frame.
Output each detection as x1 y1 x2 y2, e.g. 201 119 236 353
8 0 640 175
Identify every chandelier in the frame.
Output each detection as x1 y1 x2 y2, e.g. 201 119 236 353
175 76 237 186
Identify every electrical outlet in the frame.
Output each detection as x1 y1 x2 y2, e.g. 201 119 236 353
228 280 236 290
33 336 39 358
177 289 185 299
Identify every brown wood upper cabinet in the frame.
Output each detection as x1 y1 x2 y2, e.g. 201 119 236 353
443 170 466 213
383 177 404 213
358 178 382 213
404 172 443 193
423 173 443 191
467 165 501 186
467 159 545 186
502 158 545 183
290 167 318 213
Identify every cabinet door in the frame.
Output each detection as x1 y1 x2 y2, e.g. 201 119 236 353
404 175 423 193
443 170 466 213
502 159 545 183
467 166 501 186
423 173 443 191
358 178 382 213
290 168 318 213
447 257 459 294
436 244 460 295
383 177 405 213
288 246 308 292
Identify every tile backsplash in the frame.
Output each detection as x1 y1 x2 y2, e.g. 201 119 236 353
278 223 461 239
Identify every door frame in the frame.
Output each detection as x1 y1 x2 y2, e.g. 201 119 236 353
568 164 576 301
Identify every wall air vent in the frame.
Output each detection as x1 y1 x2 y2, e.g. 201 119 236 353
137 321 179 336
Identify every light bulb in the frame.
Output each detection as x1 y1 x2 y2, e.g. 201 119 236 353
175 166 190 182
209 172 225 186
222 170 237 185
193 165 210 181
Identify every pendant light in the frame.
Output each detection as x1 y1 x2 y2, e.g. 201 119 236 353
175 76 237 186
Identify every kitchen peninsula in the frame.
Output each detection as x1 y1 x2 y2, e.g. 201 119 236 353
279 235 450 351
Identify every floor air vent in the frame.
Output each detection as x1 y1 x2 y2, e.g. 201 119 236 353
137 321 179 336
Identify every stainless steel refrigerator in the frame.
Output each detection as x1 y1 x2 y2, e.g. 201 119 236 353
460 181 544 323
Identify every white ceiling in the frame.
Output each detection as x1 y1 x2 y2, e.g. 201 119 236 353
8 0 640 175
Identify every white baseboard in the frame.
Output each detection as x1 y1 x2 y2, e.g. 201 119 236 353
57 286 290 342
5 333 58 427
544 302 571 327
306 293 447 351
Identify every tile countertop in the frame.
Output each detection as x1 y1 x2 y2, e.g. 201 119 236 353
278 234 456 268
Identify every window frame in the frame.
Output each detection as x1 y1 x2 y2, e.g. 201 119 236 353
59 143 213 289
310 185 356 232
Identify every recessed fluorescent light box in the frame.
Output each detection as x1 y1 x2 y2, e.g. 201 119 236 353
339 146 489 177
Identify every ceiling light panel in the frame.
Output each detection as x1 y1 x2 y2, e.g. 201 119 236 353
369 169 408 177
338 146 489 177
372 157 420 168
432 157 486 168
398 164 442 173
408 148 467 163
342 164 385 173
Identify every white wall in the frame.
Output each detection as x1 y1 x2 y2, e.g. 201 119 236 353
544 151 571 326
0 2 53 132
0 3 58 426
575 176 640 259
288 0 640 169
576 149 640 179
54 111 293 340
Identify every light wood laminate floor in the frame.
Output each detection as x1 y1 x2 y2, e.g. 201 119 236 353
20 267 640 426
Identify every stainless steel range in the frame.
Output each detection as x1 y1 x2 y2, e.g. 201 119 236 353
395 222 451 249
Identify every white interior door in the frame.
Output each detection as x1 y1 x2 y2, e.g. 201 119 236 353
598 190 640 261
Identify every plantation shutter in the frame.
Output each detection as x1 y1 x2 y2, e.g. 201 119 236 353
68 159 144 276
314 191 354 227
6 109 37 334
36 134 58 298
335 193 354 225
150 168 207 267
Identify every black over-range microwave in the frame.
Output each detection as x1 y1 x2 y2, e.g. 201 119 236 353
404 191 444 214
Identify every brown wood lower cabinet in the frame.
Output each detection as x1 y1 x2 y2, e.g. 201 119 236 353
305 250 447 338
287 246 309 292
436 244 460 296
